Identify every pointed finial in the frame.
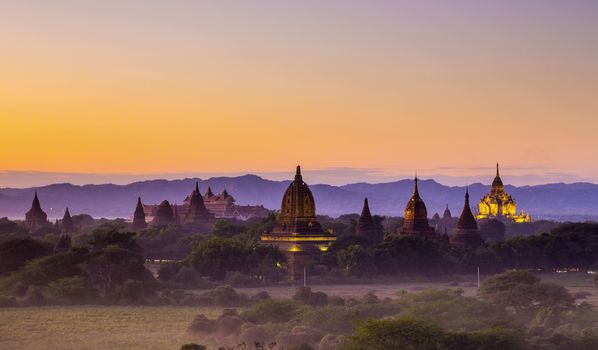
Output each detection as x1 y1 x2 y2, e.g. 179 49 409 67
295 165 303 181
496 163 500 177
413 175 419 195
364 197 369 207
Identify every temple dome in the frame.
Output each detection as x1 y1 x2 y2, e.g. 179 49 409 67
153 200 175 226
272 166 324 235
402 177 432 233
280 166 316 220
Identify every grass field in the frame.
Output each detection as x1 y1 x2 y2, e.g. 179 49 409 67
1 274 596 350
0 306 222 350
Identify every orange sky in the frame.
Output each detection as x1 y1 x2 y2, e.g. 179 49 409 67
1 1 598 185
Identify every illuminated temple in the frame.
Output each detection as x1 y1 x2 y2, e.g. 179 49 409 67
477 164 531 223
260 166 336 280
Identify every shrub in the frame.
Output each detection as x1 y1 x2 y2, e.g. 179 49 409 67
297 306 355 334
180 344 207 350
241 299 301 324
119 279 144 303
202 285 246 306
346 318 445 350
46 276 98 303
0 295 17 307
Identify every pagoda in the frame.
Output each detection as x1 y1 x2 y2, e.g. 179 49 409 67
356 198 382 242
25 192 50 233
477 163 531 223
183 182 215 231
61 207 75 233
260 166 336 280
451 189 483 249
152 200 176 227
398 177 436 237
132 197 147 230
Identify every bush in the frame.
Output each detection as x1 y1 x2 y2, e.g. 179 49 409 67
297 306 355 334
202 285 246 306
0 295 18 307
46 276 98 303
293 287 328 306
180 344 207 350
224 271 263 287
241 299 301 324
119 279 144 303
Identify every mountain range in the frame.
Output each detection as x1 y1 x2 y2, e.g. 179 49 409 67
1 175 597 221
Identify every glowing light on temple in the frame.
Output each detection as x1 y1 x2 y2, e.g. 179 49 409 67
476 163 531 223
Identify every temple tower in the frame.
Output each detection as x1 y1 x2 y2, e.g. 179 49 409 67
183 182 215 231
61 207 75 233
451 189 483 248
356 198 382 242
25 192 50 233
132 197 147 230
261 166 336 280
399 177 435 236
152 200 175 227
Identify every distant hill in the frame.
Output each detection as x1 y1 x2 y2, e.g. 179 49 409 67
1 175 597 221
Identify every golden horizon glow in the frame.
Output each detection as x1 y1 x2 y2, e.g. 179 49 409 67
1 1 598 181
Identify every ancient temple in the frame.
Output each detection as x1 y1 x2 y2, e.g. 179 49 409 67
260 166 336 280
477 164 531 223
152 200 176 227
398 177 436 236
451 189 483 249
436 204 453 234
183 182 215 231
61 207 75 233
356 198 382 242
25 192 50 233
132 197 147 230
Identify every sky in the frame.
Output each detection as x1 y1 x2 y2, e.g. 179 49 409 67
1 1 597 188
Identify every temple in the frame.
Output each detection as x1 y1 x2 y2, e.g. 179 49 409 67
451 189 483 249
152 200 176 227
132 197 147 230
25 192 50 233
477 164 531 223
398 177 436 237
260 166 336 280
61 207 75 233
183 182 215 231
144 187 269 222
356 198 383 242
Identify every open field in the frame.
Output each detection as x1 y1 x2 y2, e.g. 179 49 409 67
1 273 597 350
0 306 221 350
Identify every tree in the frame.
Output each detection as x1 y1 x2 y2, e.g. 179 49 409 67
0 238 52 275
346 318 445 350
88 229 141 253
83 246 145 298
479 219 506 241
337 244 375 277
189 237 247 280
479 270 574 318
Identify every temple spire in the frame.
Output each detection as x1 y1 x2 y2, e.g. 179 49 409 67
295 165 302 182
413 176 419 196
496 163 500 178
195 181 200 193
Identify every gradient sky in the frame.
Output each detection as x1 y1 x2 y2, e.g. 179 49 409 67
1 1 598 187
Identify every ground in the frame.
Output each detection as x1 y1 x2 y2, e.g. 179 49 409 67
1 273 596 350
